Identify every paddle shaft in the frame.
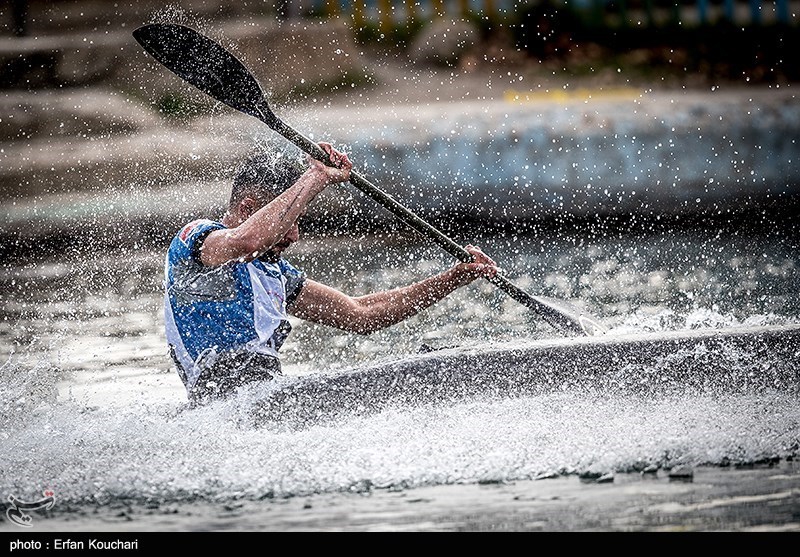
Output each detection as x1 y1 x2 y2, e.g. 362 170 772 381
130 22 600 335
262 103 575 329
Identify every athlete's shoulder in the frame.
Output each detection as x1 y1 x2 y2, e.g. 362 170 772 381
175 219 225 245
168 219 225 261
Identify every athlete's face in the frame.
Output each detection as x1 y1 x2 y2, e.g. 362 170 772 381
261 219 300 262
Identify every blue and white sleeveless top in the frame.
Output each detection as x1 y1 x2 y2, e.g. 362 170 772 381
163 219 305 392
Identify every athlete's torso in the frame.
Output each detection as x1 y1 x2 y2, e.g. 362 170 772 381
163 219 305 391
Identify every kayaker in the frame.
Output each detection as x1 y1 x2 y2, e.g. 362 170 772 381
164 142 498 403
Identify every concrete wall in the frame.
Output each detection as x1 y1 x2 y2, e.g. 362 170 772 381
2 6 799 247
298 87 800 221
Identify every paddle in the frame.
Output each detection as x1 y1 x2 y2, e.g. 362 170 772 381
132 23 607 337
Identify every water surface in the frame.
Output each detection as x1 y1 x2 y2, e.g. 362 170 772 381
1 215 798 530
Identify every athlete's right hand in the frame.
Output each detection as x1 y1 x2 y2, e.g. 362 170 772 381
308 142 352 184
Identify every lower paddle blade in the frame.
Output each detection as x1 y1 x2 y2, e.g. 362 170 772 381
132 23 266 119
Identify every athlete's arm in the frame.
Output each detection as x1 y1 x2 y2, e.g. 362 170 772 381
200 143 351 267
289 246 498 334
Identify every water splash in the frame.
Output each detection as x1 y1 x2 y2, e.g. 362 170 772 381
0 227 797 515
1 372 796 507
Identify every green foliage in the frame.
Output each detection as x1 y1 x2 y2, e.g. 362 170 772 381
155 92 205 119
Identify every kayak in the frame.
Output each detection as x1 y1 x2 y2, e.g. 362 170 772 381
251 323 800 427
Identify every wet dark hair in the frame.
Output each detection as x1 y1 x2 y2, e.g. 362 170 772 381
230 152 305 208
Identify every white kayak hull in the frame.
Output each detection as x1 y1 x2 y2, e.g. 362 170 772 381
252 324 800 427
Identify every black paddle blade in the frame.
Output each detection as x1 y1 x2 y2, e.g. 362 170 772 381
133 23 274 123
133 23 606 337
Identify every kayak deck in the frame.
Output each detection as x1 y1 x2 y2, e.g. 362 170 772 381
251 324 800 427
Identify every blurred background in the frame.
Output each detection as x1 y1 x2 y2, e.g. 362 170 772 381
2 5 799 529
1 0 799 260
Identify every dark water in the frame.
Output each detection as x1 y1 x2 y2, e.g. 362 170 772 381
1 213 798 531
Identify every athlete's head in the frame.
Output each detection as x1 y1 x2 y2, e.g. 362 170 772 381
230 151 304 211
229 151 305 262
